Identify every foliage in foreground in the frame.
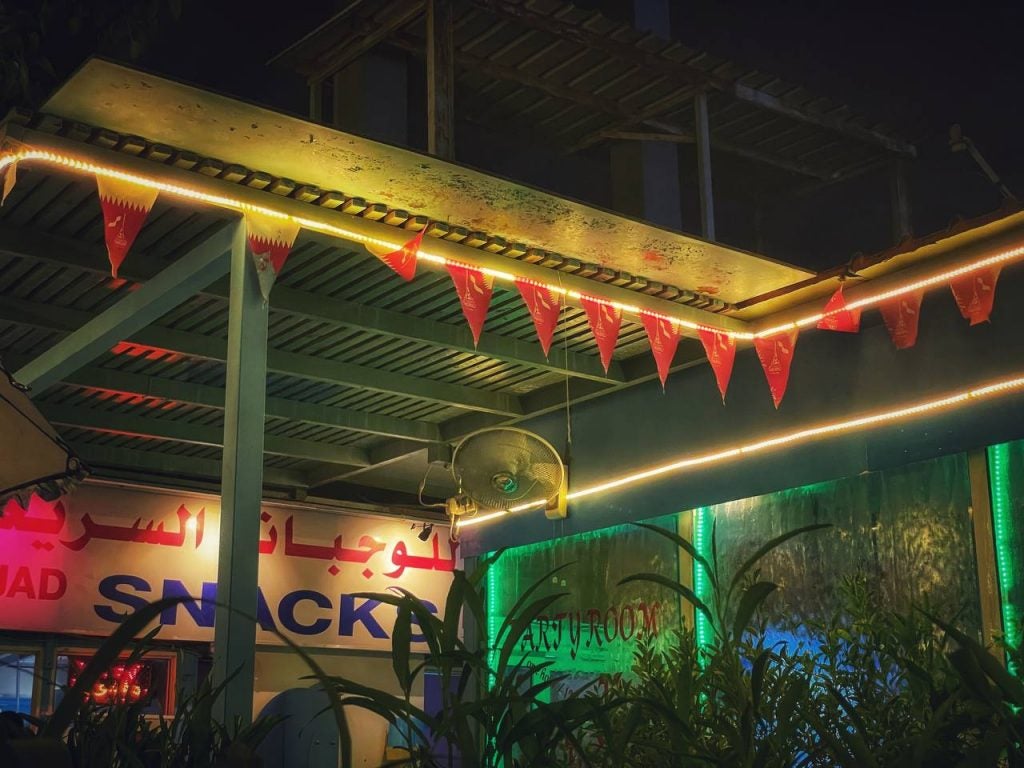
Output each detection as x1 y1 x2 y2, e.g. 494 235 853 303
587 522 1024 768
0 597 302 768
319 550 601 767
6 522 1024 767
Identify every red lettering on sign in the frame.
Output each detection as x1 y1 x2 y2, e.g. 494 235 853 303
7 567 36 598
0 565 68 600
39 568 67 600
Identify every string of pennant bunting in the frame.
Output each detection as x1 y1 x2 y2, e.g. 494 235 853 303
0 150 1013 410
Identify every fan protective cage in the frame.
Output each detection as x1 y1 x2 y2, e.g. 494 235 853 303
451 427 564 511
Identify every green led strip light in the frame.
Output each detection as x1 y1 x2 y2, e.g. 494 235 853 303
486 556 500 690
693 506 715 665
988 443 1021 673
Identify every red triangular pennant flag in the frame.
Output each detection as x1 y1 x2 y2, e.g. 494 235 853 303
246 212 301 301
816 285 861 333
516 279 561 357
641 313 680 390
366 229 424 281
96 176 159 278
447 263 494 346
879 290 923 349
754 329 799 409
950 266 1001 326
579 296 622 374
698 328 737 403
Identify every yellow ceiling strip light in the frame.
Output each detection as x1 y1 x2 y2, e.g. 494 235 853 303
4 149 1024 343
456 371 1024 529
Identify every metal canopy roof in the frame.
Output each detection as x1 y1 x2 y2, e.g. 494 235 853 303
42 60 810 304
0 61 812 507
274 0 916 184
0 54 1007 515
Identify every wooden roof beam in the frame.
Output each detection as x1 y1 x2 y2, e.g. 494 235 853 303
306 341 711 490
276 0 425 83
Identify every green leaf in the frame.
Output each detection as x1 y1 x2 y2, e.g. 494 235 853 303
802 707 862 768
932 612 1024 705
750 648 771 710
468 547 505 588
43 596 190 738
828 686 879 768
239 616 356 767
775 675 807 737
442 569 468 655
392 604 412 694
732 581 778 640
352 589 443 660
459 569 488 647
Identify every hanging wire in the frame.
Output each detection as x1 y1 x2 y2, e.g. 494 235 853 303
557 275 572 538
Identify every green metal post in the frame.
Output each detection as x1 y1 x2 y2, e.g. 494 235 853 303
213 221 268 724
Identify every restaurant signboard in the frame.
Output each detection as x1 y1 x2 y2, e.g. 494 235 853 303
0 483 459 651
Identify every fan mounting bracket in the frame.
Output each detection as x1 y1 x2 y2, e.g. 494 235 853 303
544 469 568 520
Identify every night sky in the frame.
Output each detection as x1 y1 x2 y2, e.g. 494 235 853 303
674 1 1024 199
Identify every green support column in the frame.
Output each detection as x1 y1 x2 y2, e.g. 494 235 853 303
213 221 268 724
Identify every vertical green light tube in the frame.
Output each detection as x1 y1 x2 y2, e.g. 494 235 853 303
692 506 714 664
988 443 1021 672
486 553 500 690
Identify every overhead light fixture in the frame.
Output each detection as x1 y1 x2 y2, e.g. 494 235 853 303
411 522 434 542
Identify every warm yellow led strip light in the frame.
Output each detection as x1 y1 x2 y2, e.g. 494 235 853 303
456 371 1024 529
4 149 1024 342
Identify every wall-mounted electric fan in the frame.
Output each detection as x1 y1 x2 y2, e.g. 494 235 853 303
442 427 566 531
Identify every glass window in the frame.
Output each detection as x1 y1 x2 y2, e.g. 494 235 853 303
0 652 38 714
54 653 174 715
